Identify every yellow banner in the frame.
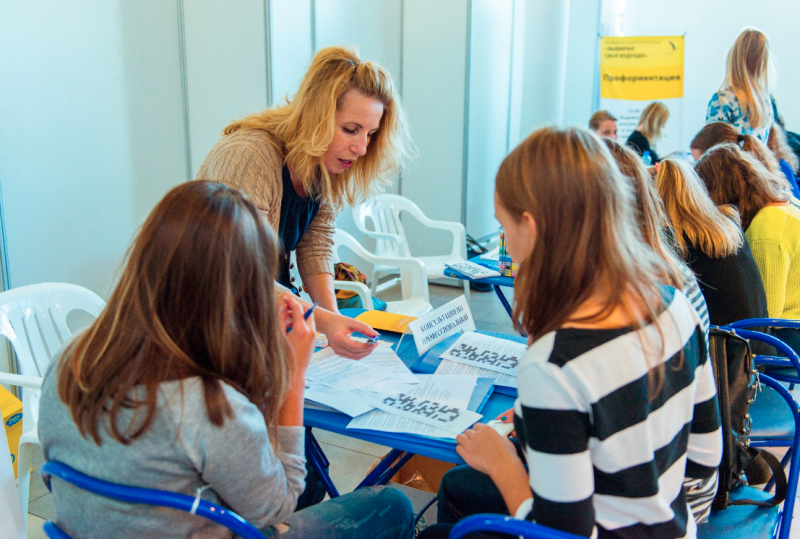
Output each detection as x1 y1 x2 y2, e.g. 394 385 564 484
600 36 684 101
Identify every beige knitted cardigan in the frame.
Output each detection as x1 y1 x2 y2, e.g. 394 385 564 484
196 129 336 280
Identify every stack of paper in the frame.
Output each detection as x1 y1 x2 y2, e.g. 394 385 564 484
347 375 482 440
434 332 525 389
444 261 501 280
479 246 500 261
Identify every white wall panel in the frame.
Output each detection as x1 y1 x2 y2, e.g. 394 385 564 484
271 0 313 104
465 0 513 240
183 0 269 178
401 0 470 256
0 1 186 297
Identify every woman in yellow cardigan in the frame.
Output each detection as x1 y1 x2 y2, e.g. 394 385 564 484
696 143 800 350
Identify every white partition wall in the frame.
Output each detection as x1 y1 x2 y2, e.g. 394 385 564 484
0 1 186 297
401 0 470 256
271 0 314 104
465 0 514 241
183 0 270 178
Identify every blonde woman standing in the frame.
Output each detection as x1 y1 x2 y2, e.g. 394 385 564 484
706 28 774 143
655 159 768 326
626 101 669 162
197 46 409 362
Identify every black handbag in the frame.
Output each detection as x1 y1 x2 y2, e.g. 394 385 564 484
709 327 787 510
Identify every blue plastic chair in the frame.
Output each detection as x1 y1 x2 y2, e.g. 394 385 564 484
448 373 800 539
39 461 265 539
449 514 585 539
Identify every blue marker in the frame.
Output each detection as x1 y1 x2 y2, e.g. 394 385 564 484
286 301 318 333
369 333 381 345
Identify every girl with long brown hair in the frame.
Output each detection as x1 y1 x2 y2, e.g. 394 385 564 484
696 144 800 352
419 128 721 539
198 45 410 362
690 121 798 197
38 181 414 539
706 28 774 143
654 158 768 327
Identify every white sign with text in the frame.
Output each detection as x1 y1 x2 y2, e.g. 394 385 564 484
408 295 475 355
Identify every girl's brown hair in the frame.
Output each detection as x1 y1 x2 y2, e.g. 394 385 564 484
723 28 772 130
224 46 409 210
691 121 780 174
497 128 670 347
695 143 790 230
602 138 684 288
768 124 800 174
58 181 291 445
638 102 670 142
655 158 743 258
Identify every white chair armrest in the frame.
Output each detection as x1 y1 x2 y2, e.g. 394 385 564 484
0 372 43 390
334 281 374 310
401 208 466 258
358 230 406 251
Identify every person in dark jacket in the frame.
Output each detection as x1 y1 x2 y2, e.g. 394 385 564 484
626 101 669 163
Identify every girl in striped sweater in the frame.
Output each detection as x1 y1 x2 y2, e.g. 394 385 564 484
420 128 722 539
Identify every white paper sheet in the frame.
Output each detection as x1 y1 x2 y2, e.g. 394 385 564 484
356 375 482 435
306 347 391 391
435 359 517 389
347 409 459 440
357 347 419 386
440 332 525 375
304 384 375 417
479 246 500 261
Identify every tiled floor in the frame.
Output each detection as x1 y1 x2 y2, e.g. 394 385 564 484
23 282 800 538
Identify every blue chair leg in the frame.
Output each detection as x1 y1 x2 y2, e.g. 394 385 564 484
43 521 73 539
305 428 340 498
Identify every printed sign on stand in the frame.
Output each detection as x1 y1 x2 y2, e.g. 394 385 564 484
407 295 475 356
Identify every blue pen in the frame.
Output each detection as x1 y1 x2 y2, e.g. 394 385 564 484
369 333 381 345
286 301 318 333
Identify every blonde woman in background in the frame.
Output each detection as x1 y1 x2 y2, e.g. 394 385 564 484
655 159 768 327
706 28 774 143
589 110 618 139
198 46 409 363
626 101 669 163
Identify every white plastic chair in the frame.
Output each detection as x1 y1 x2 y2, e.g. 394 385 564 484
353 194 470 303
333 229 433 318
0 283 105 528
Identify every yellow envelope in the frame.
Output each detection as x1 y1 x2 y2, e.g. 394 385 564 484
355 310 417 333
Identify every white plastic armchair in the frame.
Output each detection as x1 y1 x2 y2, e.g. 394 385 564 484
353 194 469 302
333 229 433 318
0 283 105 527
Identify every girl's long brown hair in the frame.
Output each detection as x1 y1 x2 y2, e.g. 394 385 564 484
497 128 670 348
224 46 410 210
58 181 292 445
655 159 744 258
603 138 684 289
691 121 781 174
695 143 790 230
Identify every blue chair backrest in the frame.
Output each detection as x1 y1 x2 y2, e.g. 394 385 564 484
449 514 587 539
723 320 800 373
40 461 265 539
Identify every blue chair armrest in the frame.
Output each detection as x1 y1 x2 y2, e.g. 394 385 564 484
449 514 588 539
727 319 800 331
41 461 265 539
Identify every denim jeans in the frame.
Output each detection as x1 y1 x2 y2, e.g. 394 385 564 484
261 486 415 539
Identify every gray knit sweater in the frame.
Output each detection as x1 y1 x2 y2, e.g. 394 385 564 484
38 355 307 539
196 128 336 280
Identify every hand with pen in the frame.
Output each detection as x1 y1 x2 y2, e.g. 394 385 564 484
280 296 317 371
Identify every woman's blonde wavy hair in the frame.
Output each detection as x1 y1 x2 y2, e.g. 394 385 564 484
638 102 670 142
723 28 772 130
224 46 410 209
655 159 743 258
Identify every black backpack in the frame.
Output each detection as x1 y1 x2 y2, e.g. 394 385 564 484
708 327 787 510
